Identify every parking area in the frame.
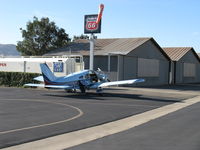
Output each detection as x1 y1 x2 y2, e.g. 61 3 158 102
0 86 197 149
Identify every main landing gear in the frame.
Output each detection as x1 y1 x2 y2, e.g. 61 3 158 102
78 81 86 93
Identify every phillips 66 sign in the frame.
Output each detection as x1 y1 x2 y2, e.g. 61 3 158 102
84 14 101 34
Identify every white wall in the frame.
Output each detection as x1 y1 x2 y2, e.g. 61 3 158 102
0 57 83 76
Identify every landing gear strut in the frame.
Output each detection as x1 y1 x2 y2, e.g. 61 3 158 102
78 81 86 93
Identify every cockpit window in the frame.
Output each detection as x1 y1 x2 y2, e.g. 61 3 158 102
84 71 98 83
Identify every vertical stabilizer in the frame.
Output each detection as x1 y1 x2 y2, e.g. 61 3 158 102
40 63 56 84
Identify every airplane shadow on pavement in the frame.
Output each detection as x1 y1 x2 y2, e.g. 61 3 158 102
43 92 182 103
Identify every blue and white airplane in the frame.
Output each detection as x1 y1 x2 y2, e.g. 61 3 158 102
25 63 145 93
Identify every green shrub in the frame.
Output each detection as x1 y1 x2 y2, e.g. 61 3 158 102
0 72 40 87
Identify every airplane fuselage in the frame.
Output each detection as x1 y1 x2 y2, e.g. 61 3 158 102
43 69 105 91
25 63 145 94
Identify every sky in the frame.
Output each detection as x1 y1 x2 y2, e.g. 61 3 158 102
0 0 200 51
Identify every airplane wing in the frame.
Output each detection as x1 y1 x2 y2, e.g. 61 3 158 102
98 79 145 88
24 83 72 89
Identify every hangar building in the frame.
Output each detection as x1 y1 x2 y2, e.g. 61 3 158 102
163 47 200 84
45 38 170 86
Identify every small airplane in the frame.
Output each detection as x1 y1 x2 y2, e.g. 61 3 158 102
25 63 145 93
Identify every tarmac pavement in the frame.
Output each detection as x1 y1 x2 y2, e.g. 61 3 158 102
68 101 200 150
0 85 198 149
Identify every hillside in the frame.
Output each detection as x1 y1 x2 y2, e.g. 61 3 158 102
0 44 20 56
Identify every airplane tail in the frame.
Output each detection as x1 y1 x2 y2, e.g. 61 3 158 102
40 63 56 84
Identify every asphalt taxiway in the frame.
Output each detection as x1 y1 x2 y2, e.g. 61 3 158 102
0 86 197 149
67 100 200 150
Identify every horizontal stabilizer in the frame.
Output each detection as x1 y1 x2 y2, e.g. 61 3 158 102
24 83 72 89
34 76 44 82
98 79 145 87
24 83 45 87
45 85 72 89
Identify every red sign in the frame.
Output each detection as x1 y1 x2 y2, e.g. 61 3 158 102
0 63 6 67
86 21 98 30
84 14 101 34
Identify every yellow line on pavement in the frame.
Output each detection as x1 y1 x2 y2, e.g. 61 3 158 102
0 99 83 135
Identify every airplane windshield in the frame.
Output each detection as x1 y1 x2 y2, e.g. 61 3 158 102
84 71 98 83
90 71 98 83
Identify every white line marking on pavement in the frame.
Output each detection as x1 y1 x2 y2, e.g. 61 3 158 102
2 96 200 150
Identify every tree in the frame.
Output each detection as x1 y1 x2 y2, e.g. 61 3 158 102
17 16 71 56
72 34 98 42
73 34 89 41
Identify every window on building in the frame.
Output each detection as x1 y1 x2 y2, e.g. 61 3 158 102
138 58 159 77
183 63 196 77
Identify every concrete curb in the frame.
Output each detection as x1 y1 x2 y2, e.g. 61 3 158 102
3 96 200 150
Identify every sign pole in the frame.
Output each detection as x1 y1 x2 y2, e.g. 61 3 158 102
84 4 104 70
89 33 94 70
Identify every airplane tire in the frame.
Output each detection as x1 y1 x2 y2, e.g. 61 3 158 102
65 89 76 93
